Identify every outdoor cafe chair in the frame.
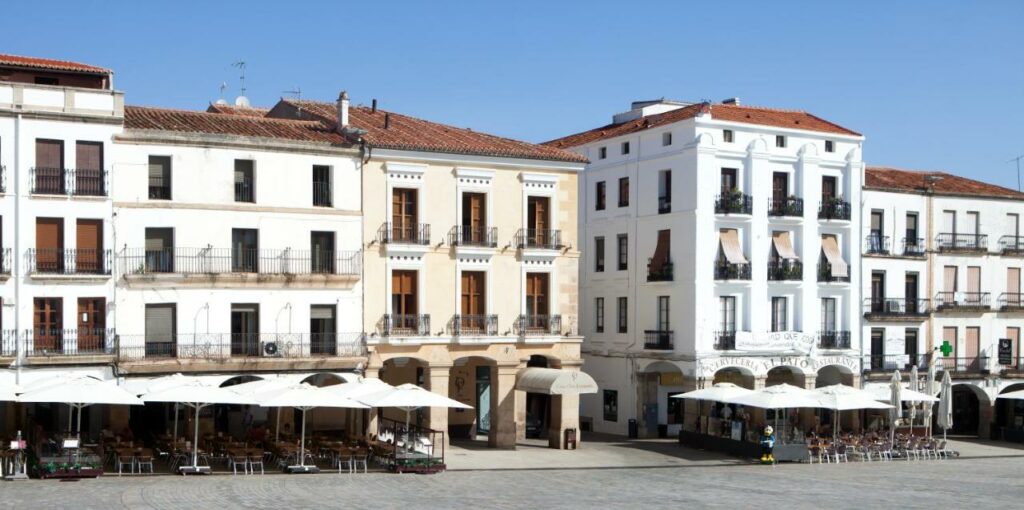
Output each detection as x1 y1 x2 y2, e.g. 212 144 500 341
117 453 135 475
337 451 355 474
352 448 369 473
230 454 249 475
248 455 264 475
136 449 156 474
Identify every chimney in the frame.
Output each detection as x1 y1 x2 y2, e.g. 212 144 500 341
384 113 390 129
336 90 350 131
721 97 740 105
371 99 378 113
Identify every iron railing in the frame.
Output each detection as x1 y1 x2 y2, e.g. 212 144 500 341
448 226 497 248
515 315 561 336
936 233 988 252
863 298 930 317
818 199 851 220
864 354 931 372
30 166 66 194
16 328 115 357
714 330 736 350
865 234 890 255
658 196 671 214
998 293 1024 310
0 248 10 275
643 330 674 350
30 167 108 196
121 247 360 276
999 235 1024 255
382 314 431 337
234 181 255 203
378 223 431 245
714 192 752 215
937 356 989 374
28 248 111 275
72 168 107 196
768 197 803 217
817 330 851 349
767 260 802 281
148 175 171 199
313 181 332 207
902 237 926 257
817 262 850 283
934 291 991 310
0 165 6 193
115 332 366 361
714 262 751 281
452 314 499 336
647 259 674 282
515 229 562 250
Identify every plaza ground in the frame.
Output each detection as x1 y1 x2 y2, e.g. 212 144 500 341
3 435 1022 509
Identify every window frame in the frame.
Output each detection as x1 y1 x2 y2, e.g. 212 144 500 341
595 297 605 333
775 135 787 148
594 236 605 272
618 177 629 208
771 296 788 332
723 129 734 143
595 181 606 211
662 132 673 146
598 147 607 160
617 296 627 333
621 141 630 155
824 140 834 153
617 233 628 271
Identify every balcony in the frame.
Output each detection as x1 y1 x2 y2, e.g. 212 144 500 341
768 197 804 217
937 356 989 375
0 165 6 193
382 314 431 337
998 293 1024 311
767 260 802 281
313 181 332 207
234 181 254 203
20 328 115 357
379 223 430 245
934 291 990 312
714 192 752 215
0 248 10 277
121 248 360 278
30 167 66 194
999 235 1024 255
28 249 111 276
714 261 750 281
864 354 931 372
658 196 671 214
29 167 108 196
863 298 931 319
452 314 499 337
817 330 851 349
714 331 736 350
864 234 890 255
817 262 850 283
901 237 926 257
643 330 674 350
936 233 988 253
647 259 674 282
515 229 562 250
116 332 366 361
817 198 851 221
448 226 497 248
515 315 561 337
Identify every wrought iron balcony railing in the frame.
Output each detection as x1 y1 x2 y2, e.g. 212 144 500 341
28 248 111 275
382 314 431 337
901 237 926 257
30 167 108 196
121 248 360 276
515 229 562 250
714 193 753 215
817 330 851 349
115 332 366 361
515 314 561 336
0 248 10 275
817 198 851 220
715 261 751 281
936 233 988 252
864 354 931 372
938 356 989 374
658 196 671 214
817 262 850 283
19 328 115 357
313 181 332 207
865 234 890 255
934 291 990 311
452 314 499 336
714 330 737 350
998 293 1024 311
647 259 674 282
234 181 255 203
767 260 802 281
768 197 803 217
643 330 674 350
999 235 1024 255
379 223 430 245
448 226 497 248
863 298 930 317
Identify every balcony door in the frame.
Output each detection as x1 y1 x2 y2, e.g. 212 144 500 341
35 139 64 194
871 272 885 311
821 176 837 201
905 328 919 366
869 210 884 250
231 228 258 273
145 304 176 356
35 218 64 273
145 228 174 272
310 305 336 355
311 231 335 274
77 297 105 351
230 304 259 356
905 273 919 313
820 298 836 332
720 168 737 194
460 271 486 332
76 219 102 274
772 172 788 202
392 188 418 241
718 296 733 333
527 196 550 246
525 273 549 331
462 192 486 244
965 327 980 370
870 329 885 369
33 298 62 351
75 141 103 195
1008 268 1021 307
392 270 418 333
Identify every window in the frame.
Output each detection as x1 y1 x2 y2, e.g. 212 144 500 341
311 231 335 273
234 159 255 203
821 298 836 332
906 213 919 240
34 139 64 194
658 170 672 214
598 147 607 159
723 129 734 143
617 234 628 270
77 298 106 351
312 165 332 207
148 156 172 199
595 298 605 333
825 140 834 153
392 188 419 242
230 303 260 356
621 141 630 155
771 297 788 332
603 389 618 422
33 297 62 350
392 270 419 316
775 135 786 148
75 141 104 196
617 297 627 333
662 132 673 146
720 168 738 194
34 217 64 273
618 177 629 207
145 228 174 273
310 305 337 355
595 181 606 211
905 328 919 361
594 237 605 272
144 303 176 357
719 296 736 332
657 296 670 331
231 228 258 273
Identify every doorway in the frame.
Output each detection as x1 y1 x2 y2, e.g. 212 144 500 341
230 304 259 356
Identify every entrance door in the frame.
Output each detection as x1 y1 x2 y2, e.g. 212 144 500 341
76 219 103 274
475 366 491 436
77 298 105 352
35 218 64 273
310 305 336 355
33 298 63 352
310 231 335 274
462 192 486 244
392 188 418 242
525 273 549 331
230 304 259 356
527 196 550 246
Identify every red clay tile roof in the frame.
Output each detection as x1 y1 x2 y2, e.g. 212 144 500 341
543 102 860 149
272 99 587 164
865 166 1024 199
0 53 110 74
205 103 270 117
124 105 349 146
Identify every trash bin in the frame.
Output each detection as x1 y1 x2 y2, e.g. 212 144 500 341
564 428 577 450
657 424 668 439
628 419 638 439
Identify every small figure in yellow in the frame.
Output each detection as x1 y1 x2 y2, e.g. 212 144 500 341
759 425 776 464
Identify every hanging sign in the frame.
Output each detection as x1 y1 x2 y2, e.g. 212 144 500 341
998 338 1013 365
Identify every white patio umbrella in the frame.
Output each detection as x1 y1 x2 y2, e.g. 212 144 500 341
908 365 920 428
925 357 937 437
867 386 939 403
17 376 143 436
142 380 256 473
358 383 471 448
332 377 395 400
728 384 824 441
937 370 953 441
672 382 754 402
259 383 368 472
997 389 1024 400
813 385 893 440
228 376 305 442
889 371 903 445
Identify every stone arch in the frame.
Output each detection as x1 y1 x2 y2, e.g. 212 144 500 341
695 131 716 148
845 146 861 162
639 360 683 375
798 143 818 158
816 364 855 387
712 366 756 389
298 372 348 388
951 382 991 437
765 365 806 388
218 374 264 387
747 137 768 153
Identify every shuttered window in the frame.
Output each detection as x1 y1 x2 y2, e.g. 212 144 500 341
75 219 103 274
145 304 176 345
148 156 172 199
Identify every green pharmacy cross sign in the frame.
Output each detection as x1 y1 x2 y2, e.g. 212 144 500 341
940 340 953 357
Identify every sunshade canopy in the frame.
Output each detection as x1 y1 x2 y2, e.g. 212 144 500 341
331 378 395 399
672 382 753 402
719 229 748 264
821 235 849 277
866 385 938 403
997 389 1024 400
18 377 142 406
258 383 368 409
141 380 256 406
358 383 472 411
515 368 598 395
728 383 823 409
813 384 893 411
772 231 799 260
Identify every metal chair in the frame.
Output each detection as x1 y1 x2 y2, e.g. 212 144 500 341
117 454 135 475
230 455 249 475
352 448 369 473
248 455 264 475
136 452 155 474
337 451 354 474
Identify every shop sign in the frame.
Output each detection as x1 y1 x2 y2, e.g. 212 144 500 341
734 331 816 354
998 338 1013 365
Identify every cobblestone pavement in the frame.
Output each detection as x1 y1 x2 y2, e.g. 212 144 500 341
4 438 1022 509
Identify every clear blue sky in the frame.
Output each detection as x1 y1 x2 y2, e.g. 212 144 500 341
7 1 1023 188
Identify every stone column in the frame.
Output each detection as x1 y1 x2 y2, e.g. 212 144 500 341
978 401 995 439
514 388 527 441
428 365 451 450
489 365 519 449
548 392 581 449
364 366 381 438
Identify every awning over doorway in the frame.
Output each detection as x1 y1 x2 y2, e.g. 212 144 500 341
515 368 598 395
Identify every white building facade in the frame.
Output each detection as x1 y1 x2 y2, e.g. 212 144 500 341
548 99 864 437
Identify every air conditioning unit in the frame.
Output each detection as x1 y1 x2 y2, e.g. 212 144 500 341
261 340 283 357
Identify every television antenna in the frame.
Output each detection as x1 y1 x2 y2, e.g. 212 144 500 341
1009 154 1024 192
283 87 302 100
232 61 247 97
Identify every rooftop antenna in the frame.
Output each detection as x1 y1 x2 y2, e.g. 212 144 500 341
284 87 302 114
232 61 250 107
215 82 228 105
1009 154 1024 192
